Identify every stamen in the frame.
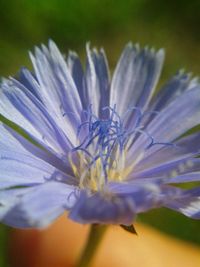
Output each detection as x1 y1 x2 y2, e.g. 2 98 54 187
70 105 174 191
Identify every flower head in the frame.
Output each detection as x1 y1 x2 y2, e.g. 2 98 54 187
0 41 200 228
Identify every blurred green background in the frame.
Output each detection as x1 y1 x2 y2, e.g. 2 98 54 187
0 0 200 266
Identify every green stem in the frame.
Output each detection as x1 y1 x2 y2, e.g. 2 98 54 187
75 224 107 267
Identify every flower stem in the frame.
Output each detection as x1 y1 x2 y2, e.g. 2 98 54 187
75 224 107 267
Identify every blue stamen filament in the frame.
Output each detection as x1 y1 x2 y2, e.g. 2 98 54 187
69 105 174 191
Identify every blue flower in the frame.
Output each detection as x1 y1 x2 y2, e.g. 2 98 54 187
0 41 200 228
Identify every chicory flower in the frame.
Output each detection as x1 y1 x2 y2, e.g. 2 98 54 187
0 41 200 228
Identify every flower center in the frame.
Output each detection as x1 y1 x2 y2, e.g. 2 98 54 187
69 105 174 191
69 105 133 191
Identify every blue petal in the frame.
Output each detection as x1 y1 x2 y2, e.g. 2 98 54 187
3 124 74 175
1 182 77 228
67 51 85 106
29 41 82 134
69 190 136 225
148 86 200 143
0 123 76 189
108 181 180 213
0 188 32 223
167 173 200 184
0 149 52 188
130 86 200 160
132 158 200 180
130 132 200 180
84 44 110 117
165 187 200 219
0 78 73 153
17 67 41 99
133 132 200 173
69 181 179 225
149 71 198 120
110 43 164 118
